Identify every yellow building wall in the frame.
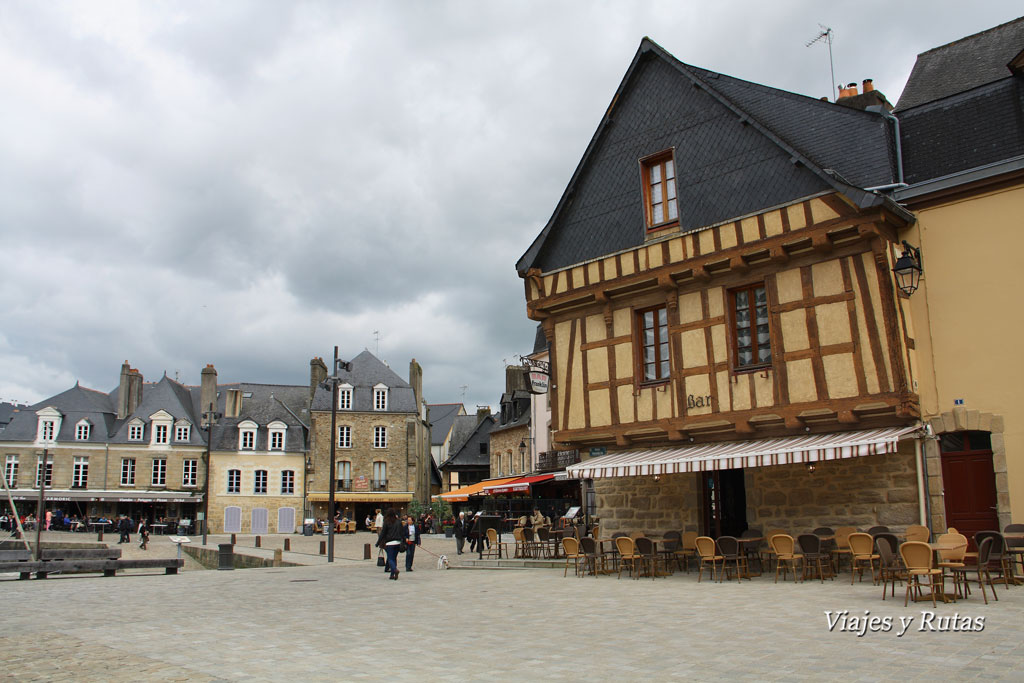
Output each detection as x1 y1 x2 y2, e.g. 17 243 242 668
907 183 1024 522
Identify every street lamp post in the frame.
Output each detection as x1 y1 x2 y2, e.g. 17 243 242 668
202 403 222 547
34 448 49 561
322 346 353 564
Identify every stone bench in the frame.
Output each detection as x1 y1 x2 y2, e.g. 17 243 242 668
0 557 182 580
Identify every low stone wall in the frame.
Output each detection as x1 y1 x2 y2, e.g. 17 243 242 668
183 544 302 570
1 540 105 550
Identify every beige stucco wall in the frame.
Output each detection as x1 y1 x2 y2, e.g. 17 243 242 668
207 450 305 533
906 184 1024 525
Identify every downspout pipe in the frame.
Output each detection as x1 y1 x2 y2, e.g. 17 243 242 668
881 109 904 186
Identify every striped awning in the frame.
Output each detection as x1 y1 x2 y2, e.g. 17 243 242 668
482 474 556 495
436 477 520 502
567 426 920 479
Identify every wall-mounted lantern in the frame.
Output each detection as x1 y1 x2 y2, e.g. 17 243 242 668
892 240 923 296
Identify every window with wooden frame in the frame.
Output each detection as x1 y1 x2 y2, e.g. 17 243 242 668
636 305 670 383
640 150 678 230
730 283 772 370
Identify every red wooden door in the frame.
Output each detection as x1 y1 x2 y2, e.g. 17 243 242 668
940 432 998 548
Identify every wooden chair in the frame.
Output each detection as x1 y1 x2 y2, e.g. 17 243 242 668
900 541 944 608
831 526 856 574
695 536 724 583
770 534 802 583
905 524 931 542
848 532 880 584
561 537 583 577
615 536 641 580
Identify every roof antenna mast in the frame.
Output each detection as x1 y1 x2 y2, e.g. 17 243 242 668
806 24 836 101
373 329 380 356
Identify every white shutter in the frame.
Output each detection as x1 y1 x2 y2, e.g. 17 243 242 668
224 506 242 534
251 507 269 535
277 507 296 534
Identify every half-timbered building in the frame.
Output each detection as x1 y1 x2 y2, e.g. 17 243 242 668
517 39 928 536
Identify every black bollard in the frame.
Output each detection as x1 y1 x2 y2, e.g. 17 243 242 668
231 533 236 545
284 538 291 552
255 535 261 548
364 543 371 560
97 530 103 542
319 541 326 555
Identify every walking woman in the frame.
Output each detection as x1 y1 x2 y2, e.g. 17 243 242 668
376 508 404 580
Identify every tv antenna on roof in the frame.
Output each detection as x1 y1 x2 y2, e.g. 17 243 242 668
806 24 836 102
460 385 468 402
373 330 380 356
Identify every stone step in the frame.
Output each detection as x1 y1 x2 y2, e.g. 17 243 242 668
458 558 565 569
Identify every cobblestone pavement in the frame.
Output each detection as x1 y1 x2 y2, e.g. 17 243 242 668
3 532 1023 681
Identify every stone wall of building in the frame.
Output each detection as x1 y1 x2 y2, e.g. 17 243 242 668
489 425 529 478
593 472 703 536
746 445 920 533
207 451 305 533
309 410 416 493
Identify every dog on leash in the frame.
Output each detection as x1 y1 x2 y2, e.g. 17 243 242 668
436 554 449 570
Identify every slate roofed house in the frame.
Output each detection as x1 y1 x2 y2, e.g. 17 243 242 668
438 409 497 497
517 38 926 538
427 402 467 467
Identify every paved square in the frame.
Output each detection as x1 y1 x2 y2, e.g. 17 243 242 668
3 532 1023 681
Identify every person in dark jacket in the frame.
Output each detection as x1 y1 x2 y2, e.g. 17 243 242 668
376 508 405 580
453 512 467 555
118 515 132 544
404 515 422 571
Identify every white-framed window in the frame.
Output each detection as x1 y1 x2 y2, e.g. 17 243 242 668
183 459 197 487
268 421 286 451
373 426 387 449
338 425 352 448
154 424 168 444
372 461 387 490
121 458 135 486
373 385 388 411
35 457 53 488
175 423 191 442
254 469 268 494
227 469 241 494
35 408 62 445
151 458 167 486
72 456 89 488
239 420 257 451
338 384 353 410
129 423 144 441
337 460 351 487
281 470 295 495
76 421 91 441
5 455 18 488
41 420 56 441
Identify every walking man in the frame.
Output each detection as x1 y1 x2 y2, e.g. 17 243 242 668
117 515 131 544
454 511 467 555
404 515 421 572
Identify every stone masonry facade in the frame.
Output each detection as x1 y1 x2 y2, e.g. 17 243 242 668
308 411 417 494
489 424 529 478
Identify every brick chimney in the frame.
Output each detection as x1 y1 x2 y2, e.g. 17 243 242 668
117 361 144 419
408 358 423 410
309 356 328 403
476 406 492 424
505 365 528 393
836 78 894 111
200 364 217 415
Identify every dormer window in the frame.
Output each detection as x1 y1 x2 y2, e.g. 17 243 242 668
640 149 678 231
373 384 388 411
128 422 144 441
174 422 191 443
238 420 257 451
338 384 353 410
75 420 91 441
35 407 62 445
268 421 287 451
149 410 173 446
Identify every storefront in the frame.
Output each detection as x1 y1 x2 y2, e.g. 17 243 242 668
4 489 203 527
307 491 414 529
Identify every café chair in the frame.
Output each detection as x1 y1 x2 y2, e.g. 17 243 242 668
1003 523 1024 577
905 524 931 543
695 536 724 583
959 536 998 604
561 537 583 577
762 528 786 573
975 531 1015 587
848 533 880 584
679 531 699 573
936 532 969 598
634 537 662 579
831 526 857 574
770 534 802 583
614 536 642 580
716 536 747 582
874 533 900 558
579 537 606 577
662 530 686 573
512 528 526 558
900 541 944 608
876 536 906 600
796 533 832 582
866 525 890 536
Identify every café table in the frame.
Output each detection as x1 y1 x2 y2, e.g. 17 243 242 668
912 540 966 603
151 523 168 535
735 537 764 577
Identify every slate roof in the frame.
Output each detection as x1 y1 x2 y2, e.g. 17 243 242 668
440 414 495 469
895 16 1024 111
427 403 464 446
517 38 908 275
0 402 28 429
310 349 417 413
0 384 117 443
108 376 203 445
532 324 548 355
206 383 309 452
895 18 1024 185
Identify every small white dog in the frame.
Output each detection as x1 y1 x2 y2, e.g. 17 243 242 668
436 554 449 570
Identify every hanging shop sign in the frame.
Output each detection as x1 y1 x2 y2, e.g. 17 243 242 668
528 370 549 394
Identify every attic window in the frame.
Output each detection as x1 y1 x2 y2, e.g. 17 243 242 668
640 149 678 231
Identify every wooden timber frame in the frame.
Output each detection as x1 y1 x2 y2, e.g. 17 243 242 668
525 192 920 450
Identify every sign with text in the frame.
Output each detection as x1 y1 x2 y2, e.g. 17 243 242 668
589 446 607 457
353 476 369 491
528 370 549 394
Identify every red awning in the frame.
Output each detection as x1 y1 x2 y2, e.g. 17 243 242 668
481 474 556 495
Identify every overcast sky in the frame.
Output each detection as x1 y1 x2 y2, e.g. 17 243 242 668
1 1 1020 410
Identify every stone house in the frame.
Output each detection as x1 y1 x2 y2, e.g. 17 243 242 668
306 350 431 525
517 38 928 537
438 408 495 492
489 366 532 478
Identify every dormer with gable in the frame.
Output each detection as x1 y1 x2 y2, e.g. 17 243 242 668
149 409 174 447
35 406 63 446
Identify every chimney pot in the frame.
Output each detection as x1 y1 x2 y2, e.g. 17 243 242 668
862 78 874 92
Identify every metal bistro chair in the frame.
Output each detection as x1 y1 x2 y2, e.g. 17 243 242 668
866 525 890 536
695 536 724 583
770 534 802 583
716 536 748 582
900 541 944 608
523 527 542 559
876 536 906 600
634 537 661 580
741 528 764 575
975 531 1015 587
579 537 604 577
831 526 857 575
936 532 969 599
679 531 699 573
796 533 832 583
905 524 931 543
958 535 998 604
561 537 583 578
512 527 527 558
848 533 880 584
615 536 642 580
1003 524 1024 579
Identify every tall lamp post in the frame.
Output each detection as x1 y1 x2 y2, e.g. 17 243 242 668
321 346 352 563
34 448 49 560
202 403 222 547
